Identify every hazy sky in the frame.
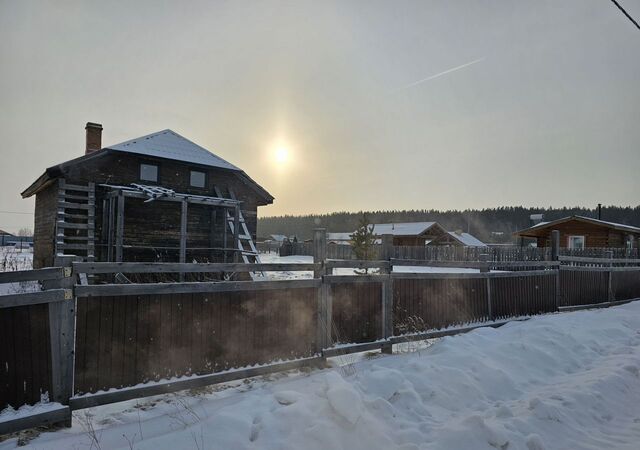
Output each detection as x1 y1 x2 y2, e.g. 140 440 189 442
1 0 639 233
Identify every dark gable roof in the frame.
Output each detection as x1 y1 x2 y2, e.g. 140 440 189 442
514 215 640 237
22 129 273 203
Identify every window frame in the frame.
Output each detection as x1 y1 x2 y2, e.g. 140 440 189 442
567 235 585 250
189 169 207 189
139 162 160 183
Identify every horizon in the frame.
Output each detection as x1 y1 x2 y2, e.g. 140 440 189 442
2 1 639 233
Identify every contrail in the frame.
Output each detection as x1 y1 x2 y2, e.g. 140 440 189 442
393 57 485 92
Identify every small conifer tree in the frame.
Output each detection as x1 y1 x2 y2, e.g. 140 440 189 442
351 213 377 274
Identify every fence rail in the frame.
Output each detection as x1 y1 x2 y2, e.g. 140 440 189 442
2 242 640 436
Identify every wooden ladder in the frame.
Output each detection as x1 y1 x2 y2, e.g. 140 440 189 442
55 180 95 262
214 186 264 279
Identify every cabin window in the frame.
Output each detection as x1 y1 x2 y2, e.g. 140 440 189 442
139 163 158 182
190 170 206 188
567 235 585 249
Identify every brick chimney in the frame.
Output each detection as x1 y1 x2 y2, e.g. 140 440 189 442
85 122 103 154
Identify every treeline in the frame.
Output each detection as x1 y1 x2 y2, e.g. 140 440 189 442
258 206 640 243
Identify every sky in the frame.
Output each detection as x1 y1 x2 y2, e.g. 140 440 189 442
1 0 639 233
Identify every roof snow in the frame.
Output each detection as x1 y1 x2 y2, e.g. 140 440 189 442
327 232 353 241
521 215 640 234
107 129 240 171
370 222 438 236
447 231 486 247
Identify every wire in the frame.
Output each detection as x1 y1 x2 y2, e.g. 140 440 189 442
0 210 34 215
610 0 640 30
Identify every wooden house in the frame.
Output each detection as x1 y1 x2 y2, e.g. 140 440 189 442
368 222 448 246
22 123 274 269
514 215 640 249
427 230 487 247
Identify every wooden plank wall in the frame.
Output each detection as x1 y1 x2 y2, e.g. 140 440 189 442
0 304 52 408
393 278 489 334
330 282 382 344
490 275 556 319
74 288 318 395
559 271 609 307
611 270 640 301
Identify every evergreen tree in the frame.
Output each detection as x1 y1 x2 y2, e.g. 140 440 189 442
351 214 376 274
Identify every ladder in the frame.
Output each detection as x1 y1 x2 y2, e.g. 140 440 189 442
214 186 264 279
55 180 96 262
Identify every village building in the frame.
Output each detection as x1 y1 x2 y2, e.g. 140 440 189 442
427 230 487 247
366 222 448 246
514 215 640 249
22 123 273 269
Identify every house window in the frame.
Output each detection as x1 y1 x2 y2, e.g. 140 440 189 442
140 163 158 182
567 235 585 249
190 170 206 188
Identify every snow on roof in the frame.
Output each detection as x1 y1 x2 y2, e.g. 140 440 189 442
327 232 353 241
0 229 14 236
369 222 438 236
270 234 288 242
107 129 240 171
447 231 487 247
517 215 640 235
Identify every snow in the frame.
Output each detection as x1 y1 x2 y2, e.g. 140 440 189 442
0 402 65 424
0 247 37 296
3 302 640 449
446 231 487 247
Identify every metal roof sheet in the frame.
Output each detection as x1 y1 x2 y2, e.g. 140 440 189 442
447 231 487 247
370 222 438 236
107 129 240 171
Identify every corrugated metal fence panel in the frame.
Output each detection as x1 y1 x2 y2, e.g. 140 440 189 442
612 270 640 301
393 278 489 335
74 288 318 395
559 270 608 307
490 274 556 319
330 282 382 344
0 304 52 409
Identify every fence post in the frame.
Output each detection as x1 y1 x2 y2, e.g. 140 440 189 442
313 228 327 278
605 250 614 301
551 230 561 309
379 234 394 353
43 255 78 426
479 254 492 320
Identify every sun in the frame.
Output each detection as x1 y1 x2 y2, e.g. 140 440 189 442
275 147 289 164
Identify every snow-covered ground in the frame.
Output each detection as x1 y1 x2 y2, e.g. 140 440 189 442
3 302 639 450
0 246 36 295
259 253 485 280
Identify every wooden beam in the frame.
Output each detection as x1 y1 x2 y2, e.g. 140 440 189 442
73 262 319 274
0 267 64 284
233 205 240 263
69 357 324 410
180 199 188 264
0 289 70 309
391 270 558 280
324 274 389 284
0 405 71 435
115 191 124 262
75 278 321 297
313 228 326 278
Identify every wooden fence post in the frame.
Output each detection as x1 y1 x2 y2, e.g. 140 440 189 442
551 230 561 309
606 250 614 301
43 255 78 426
479 254 492 320
379 234 394 353
313 228 326 278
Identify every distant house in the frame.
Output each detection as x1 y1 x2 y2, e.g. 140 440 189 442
22 123 273 268
428 231 487 247
514 215 640 249
326 232 353 245
0 229 15 246
364 222 448 246
269 234 289 243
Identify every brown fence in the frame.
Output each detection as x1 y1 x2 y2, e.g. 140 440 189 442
2 254 640 435
74 288 318 395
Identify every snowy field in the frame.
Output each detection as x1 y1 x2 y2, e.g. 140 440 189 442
0 247 36 295
259 253 484 279
2 302 639 449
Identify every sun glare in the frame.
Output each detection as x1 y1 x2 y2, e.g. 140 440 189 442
275 147 289 164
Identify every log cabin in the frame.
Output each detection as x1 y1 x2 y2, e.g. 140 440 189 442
369 222 448 246
22 123 274 269
514 215 640 249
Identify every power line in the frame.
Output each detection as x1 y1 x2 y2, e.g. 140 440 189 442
609 0 640 30
0 210 34 215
